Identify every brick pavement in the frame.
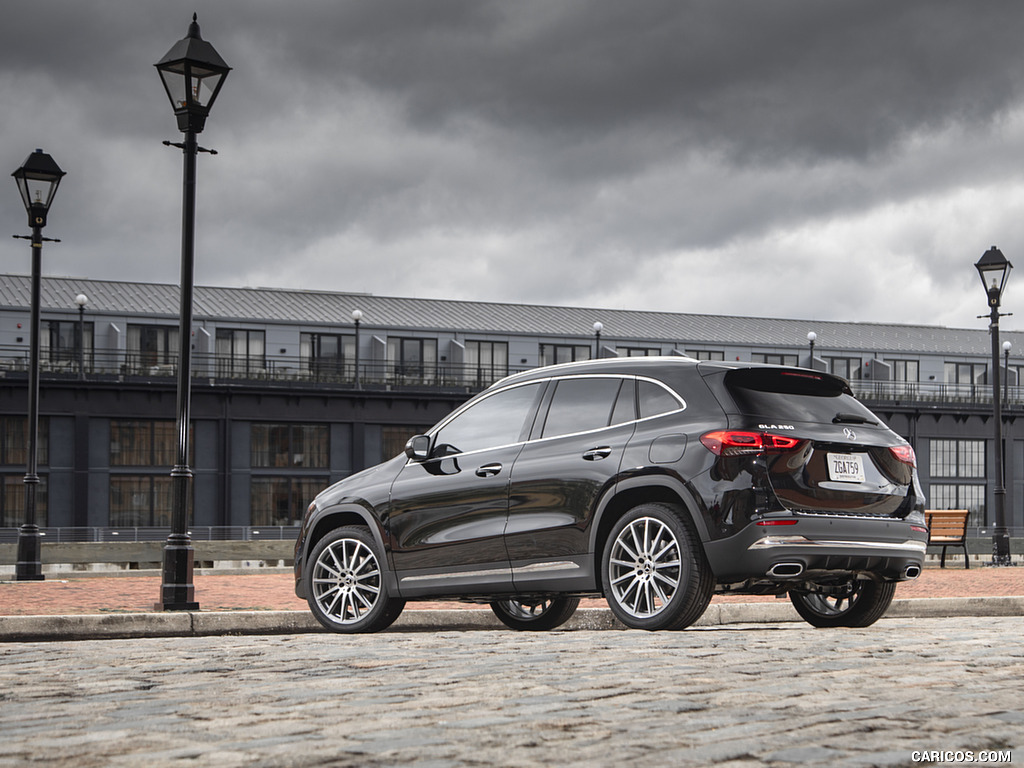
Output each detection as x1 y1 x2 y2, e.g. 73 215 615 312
1 565 1022 616
1 618 1021 766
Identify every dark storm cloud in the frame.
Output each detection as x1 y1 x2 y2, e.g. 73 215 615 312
3 1 1024 329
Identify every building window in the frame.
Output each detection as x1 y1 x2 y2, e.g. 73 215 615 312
465 341 508 386
944 362 986 386
109 475 178 527
929 439 986 528
300 333 354 379
1 476 48 528
111 421 183 466
752 353 798 367
251 477 324 526
1 417 49 527
215 329 266 376
109 420 191 527
616 346 661 357
826 357 862 380
1 416 48 466
540 344 591 366
687 350 725 361
387 337 437 383
127 325 178 371
381 425 431 462
891 360 920 382
42 320 93 370
251 424 329 468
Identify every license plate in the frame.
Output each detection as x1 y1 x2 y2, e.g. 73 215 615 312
827 453 865 483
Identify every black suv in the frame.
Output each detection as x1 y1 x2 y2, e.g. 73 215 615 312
294 357 927 633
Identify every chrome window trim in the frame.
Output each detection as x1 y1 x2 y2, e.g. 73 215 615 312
406 373 688 464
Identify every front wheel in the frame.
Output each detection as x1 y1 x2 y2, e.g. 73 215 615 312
789 580 896 628
489 597 580 631
306 526 405 634
602 502 713 630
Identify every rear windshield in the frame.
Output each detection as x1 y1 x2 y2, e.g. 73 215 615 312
724 368 879 424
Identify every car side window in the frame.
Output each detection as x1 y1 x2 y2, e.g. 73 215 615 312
638 379 682 419
541 377 623 438
610 377 636 425
433 383 541 456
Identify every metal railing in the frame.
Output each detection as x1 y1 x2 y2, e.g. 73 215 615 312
0 346 522 394
3 344 1024 406
0 526 301 544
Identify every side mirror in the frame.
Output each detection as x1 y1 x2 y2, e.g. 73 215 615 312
404 435 431 461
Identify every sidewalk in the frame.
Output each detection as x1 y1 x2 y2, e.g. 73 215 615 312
1 566 1022 641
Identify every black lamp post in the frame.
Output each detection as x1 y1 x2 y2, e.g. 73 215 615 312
154 15 230 610
75 293 88 381
11 149 65 581
1003 340 1012 403
351 309 363 388
975 246 1014 566
593 321 603 359
807 331 817 368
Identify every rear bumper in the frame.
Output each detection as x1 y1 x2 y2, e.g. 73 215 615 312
704 515 928 583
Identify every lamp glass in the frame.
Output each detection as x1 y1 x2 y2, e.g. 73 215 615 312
12 150 65 217
975 247 1013 300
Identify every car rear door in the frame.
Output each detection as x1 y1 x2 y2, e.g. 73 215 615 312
505 375 636 591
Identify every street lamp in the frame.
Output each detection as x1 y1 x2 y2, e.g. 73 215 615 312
593 321 603 359
974 246 1014 566
351 309 363 388
75 293 88 381
807 331 817 368
11 148 66 581
154 15 231 610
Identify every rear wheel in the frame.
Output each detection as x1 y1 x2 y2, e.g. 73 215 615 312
489 596 580 631
789 580 896 628
306 526 405 634
602 502 713 630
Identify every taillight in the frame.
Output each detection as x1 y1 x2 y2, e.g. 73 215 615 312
889 444 917 467
700 430 802 456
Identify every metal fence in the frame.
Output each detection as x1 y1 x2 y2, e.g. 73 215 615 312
0 346 524 394
0 526 300 544
5 344 1024 406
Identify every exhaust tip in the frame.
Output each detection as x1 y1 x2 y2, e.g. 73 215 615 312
904 565 921 580
767 562 804 578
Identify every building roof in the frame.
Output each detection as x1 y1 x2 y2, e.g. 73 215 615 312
0 273 1012 356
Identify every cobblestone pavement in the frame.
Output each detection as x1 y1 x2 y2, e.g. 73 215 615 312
1 617 1020 767
2 565 1022 616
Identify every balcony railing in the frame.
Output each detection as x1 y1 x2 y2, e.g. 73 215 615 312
850 379 1024 408
2 345 1022 406
0 346 522 394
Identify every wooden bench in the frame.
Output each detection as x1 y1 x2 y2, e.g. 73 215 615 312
925 509 971 569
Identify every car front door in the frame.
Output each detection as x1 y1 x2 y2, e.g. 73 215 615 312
389 381 544 597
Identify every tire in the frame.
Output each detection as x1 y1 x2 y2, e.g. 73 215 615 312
306 526 405 634
601 502 713 630
489 596 580 631
789 580 896 628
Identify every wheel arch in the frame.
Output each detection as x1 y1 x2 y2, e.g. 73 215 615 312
302 504 397 592
589 475 711 592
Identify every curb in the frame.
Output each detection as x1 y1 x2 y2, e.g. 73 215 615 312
1 596 1021 642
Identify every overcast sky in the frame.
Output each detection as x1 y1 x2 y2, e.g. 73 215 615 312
5 1 1024 332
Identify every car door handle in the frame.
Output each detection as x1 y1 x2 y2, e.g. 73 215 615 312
475 463 503 477
582 447 612 461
